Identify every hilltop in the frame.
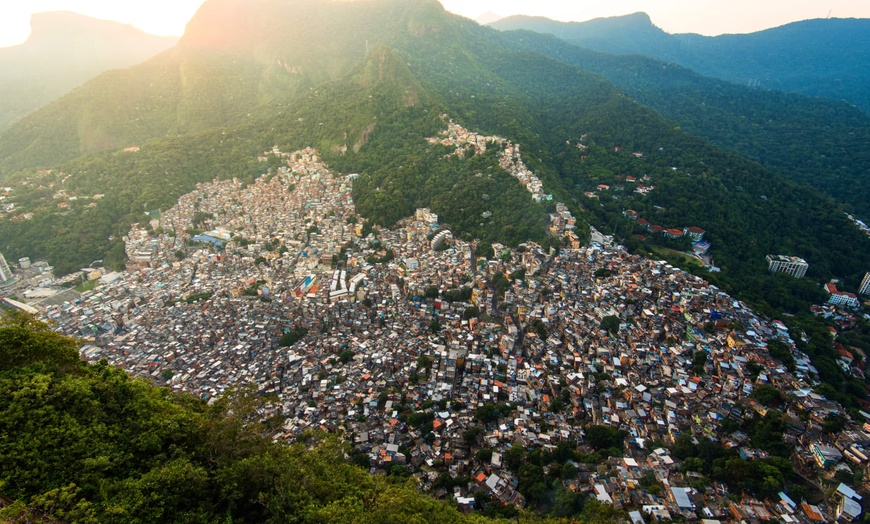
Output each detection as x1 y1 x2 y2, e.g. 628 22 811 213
0 11 177 132
490 13 870 113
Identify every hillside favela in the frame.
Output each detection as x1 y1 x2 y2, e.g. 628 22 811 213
1 1 870 523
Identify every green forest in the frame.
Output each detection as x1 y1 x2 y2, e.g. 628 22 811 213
496 29 870 218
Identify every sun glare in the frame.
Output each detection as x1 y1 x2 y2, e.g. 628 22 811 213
3 0 870 48
0 0 208 47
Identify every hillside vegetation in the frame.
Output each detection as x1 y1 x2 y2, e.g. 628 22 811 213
0 313 618 523
491 13 870 113
494 28 870 219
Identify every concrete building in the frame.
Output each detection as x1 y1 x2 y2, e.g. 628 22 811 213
825 283 860 309
860 272 870 296
0 252 13 283
836 483 862 521
812 443 843 468
685 227 705 242
766 255 809 278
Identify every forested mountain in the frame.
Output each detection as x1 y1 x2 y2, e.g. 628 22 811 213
0 0 869 313
491 29 870 219
490 13 870 113
1 0 870 519
0 11 177 132
0 0 466 172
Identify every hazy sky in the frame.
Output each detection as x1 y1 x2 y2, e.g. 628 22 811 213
2 0 869 47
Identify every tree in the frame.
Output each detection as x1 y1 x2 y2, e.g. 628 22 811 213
600 315 620 335
552 485 586 517
823 412 847 434
279 326 309 347
462 306 479 320
504 445 525 472
462 426 483 445
517 463 546 506
0 312 81 371
584 425 626 451
750 384 784 407
692 351 708 375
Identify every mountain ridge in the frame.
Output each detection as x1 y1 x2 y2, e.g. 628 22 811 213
0 11 177 132
492 28 870 219
490 13 870 113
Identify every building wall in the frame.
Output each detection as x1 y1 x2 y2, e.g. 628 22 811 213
0 253 13 283
767 256 809 278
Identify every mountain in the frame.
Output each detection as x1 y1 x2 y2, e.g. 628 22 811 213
0 0 868 318
492 12 670 57
475 11 503 25
490 13 870 113
0 0 468 172
2 0 870 517
492 28 870 219
0 11 177 132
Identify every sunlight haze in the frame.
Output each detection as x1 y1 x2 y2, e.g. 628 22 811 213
1 0 870 47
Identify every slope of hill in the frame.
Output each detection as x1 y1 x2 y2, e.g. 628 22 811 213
0 0 870 290
0 0 469 173
0 0 868 315
493 28 870 219
1 313 614 523
0 11 177 132
1 0 870 517
490 14 870 113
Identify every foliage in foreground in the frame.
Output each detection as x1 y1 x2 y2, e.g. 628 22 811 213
0 313 619 524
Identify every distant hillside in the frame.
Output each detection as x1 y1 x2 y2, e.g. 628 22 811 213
493 29 870 219
0 0 464 172
0 11 177 131
490 14 870 113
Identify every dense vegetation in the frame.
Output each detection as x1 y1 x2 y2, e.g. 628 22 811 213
0 313 618 523
495 28 870 218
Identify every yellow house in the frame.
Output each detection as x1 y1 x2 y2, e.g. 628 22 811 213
727 332 748 349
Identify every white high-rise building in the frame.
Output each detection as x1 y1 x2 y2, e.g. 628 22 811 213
766 255 809 279
0 253 13 283
860 272 870 296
